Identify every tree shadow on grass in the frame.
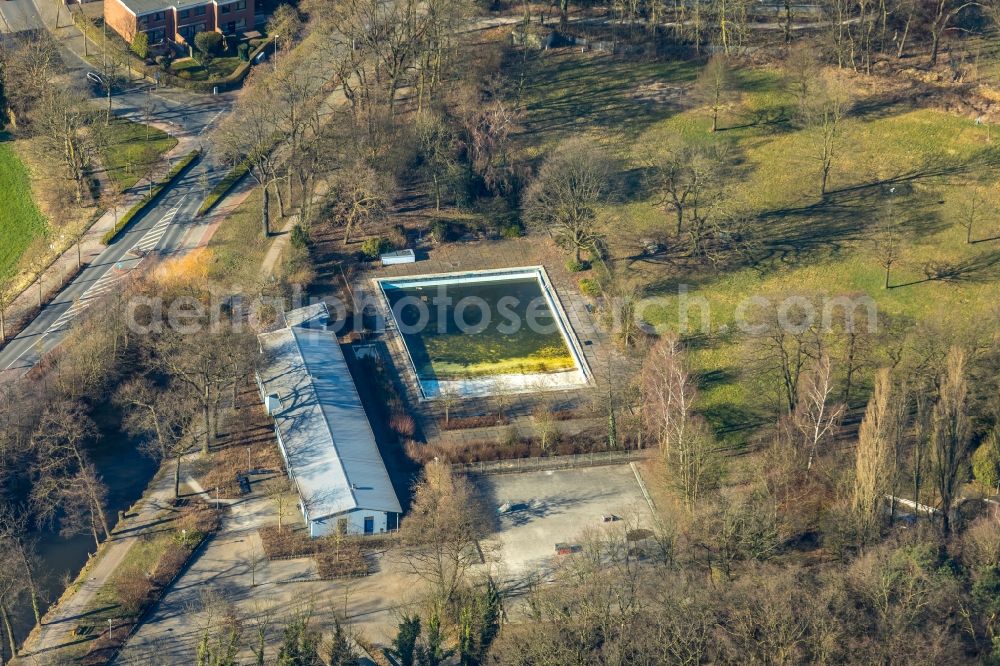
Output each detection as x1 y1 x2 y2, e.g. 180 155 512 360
750 157 981 269
890 248 1000 288
519 51 693 141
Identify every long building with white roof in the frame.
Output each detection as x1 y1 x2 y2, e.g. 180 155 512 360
256 303 402 537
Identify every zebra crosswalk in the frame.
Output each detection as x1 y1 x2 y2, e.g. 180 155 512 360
48 205 183 332
135 204 181 254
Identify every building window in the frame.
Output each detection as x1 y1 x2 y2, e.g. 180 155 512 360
195 5 206 15
153 11 164 20
179 8 189 18
220 0 245 13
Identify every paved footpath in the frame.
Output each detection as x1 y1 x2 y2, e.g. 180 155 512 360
20 463 180 660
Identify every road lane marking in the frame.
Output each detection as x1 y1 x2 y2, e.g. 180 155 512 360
198 109 227 136
135 205 180 253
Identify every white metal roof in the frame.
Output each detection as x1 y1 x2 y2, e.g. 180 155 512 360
257 304 401 520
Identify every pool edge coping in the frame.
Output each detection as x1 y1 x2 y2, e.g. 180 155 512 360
371 265 593 401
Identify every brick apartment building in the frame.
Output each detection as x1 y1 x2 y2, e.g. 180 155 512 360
105 0 257 48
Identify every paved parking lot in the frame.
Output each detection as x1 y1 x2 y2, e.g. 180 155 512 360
475 464 656 581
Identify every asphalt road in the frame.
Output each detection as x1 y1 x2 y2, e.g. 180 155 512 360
0 0 45 34
0 81 234 376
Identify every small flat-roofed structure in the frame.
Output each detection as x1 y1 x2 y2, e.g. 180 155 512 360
256 303 401 537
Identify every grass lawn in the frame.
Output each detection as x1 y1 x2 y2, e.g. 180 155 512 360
0 137 47 280
98 118 178 192
518 51 1000 443
171 56 243 82
207 188 272 284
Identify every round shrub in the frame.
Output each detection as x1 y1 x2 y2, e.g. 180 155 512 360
579 277 602 297
360 236 391 260
195 31 225 57
565 258 590 272
290 223 310 249
972 431 1000 490
500 224 523 239
429 220 454 243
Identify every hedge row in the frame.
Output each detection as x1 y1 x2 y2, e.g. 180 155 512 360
197 159 249 216
102 149 200 245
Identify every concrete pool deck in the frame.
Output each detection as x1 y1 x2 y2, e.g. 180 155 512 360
374 266 592 399
351 235 620 444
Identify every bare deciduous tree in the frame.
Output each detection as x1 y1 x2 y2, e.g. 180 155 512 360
794 354 845 472
30 401 110 548
399 461 488 604
931 346 972 538
0 506 42 625
116 377 193 498
872 207 904 289
853 368 905 541
803 70 851 196
641 334 721 507
523 137 612 263
693 54 735 133
324 163 395 247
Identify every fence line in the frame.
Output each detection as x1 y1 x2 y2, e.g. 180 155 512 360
453 450 650 476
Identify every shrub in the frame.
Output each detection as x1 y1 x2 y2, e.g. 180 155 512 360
290 224 310 249
360 236 390 260
500 223 523 239
238 42 250 61
579 277 602 297
972 431 1000 490
197 159 250 216
195 31 225 57
260 526 316 559
565 258 590 272
389 413 416 438
114 568 155 615
315 543 369 578
438 414 508 431
429 219 455 243
152 542 191 585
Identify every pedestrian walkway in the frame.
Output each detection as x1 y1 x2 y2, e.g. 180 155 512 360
21 458 188 659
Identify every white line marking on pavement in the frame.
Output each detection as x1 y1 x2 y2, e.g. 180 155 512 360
48 205 180 331
135 205 180 253
199 109 226 136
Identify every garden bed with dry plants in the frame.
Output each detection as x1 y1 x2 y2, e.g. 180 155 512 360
259 527 382 578
198 379 287 499
408 426 613 464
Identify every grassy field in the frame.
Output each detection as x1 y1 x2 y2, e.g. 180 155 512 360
0 137 47 280
520 50 1000 441
98 118 178 192
171 57 243 82
207 189 272 284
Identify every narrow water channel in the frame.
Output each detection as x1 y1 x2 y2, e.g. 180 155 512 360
12 405 157 643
